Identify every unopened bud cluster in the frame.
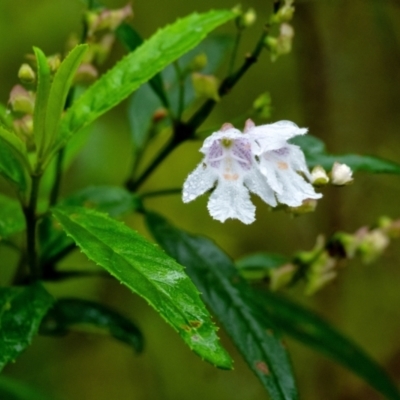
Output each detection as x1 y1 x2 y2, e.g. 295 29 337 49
244 216 400 295
265 0 296 61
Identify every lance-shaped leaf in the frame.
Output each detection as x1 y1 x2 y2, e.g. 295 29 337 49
54 9 236 151
52 206 232 369
0 125 30 199
41 44 88 160
40 186 140 264
0 194 25 239
292 134 400 174
117 23 168 108
40 298 143 353
146 212 298 400
0 283 54 371
257 290 400 400
33 47 52 157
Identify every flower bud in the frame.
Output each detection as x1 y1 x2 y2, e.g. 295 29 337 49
152 108 168 123
265 23 294 61
86 4 133 36
18 63 36 84
47 54 61 73
191 73 220 102
8 85 35 114
305 251 337 295
331 162 353 185
236 8 257 29
189 53 208 72
271 0 295 24
73 63 99 84
93 33 115 64
358 229 390 264
269 263 296 291
311 165 329 186
253 92 272 119
287 198 318 216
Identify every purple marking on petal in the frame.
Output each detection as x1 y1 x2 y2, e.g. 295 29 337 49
273 147 290 157
232 139 253 170
207 140 223 168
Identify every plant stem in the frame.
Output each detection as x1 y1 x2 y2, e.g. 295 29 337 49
126 27 268 191
140 187 182 198
228 29 243 76
49 148 65 206
23 173 41 280
126 136 178 191
187 27 268 132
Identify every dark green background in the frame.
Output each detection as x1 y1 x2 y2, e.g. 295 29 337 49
1 0 400 399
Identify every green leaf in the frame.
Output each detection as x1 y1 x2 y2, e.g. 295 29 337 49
0 194 25 239
292 135 400 174
127 34 233 152
55 9 236 151
0 283 54 372
236 252 290 280
258 290 400 400
40 186 140 264
0 376 52 400
33 47 52 157
52 206 232 369
40 298 143 353
146 212 298 400
0 126 30 198
117 23 169 108
0 103 13 129
41 44 88 160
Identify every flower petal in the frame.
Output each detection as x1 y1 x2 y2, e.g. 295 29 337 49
248 120 307 154
244 166 277 207
182 162 216 203
274 169 322 207
207 181 255 224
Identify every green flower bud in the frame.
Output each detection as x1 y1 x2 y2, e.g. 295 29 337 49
270 0 295 24
189 53 208 72
269 263 297 291
191 73 220 102
305 251 337 295
18 63 36 84
253 92 272 119
8 85 35 115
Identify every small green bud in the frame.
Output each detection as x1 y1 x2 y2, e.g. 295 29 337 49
18 63 36 84
305 251 337 295
189 53 208 72
270 0 295 24
358 229 389 264
236 8 257 29
47 54 61 73
265 23 295 62
269 263 297 291
253 92 272 119
8 85 35 115
191 73 220 102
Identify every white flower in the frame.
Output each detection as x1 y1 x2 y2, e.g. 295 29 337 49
331 162 353 185
182 123 276 224
247 120 322 207
182 120 322 223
